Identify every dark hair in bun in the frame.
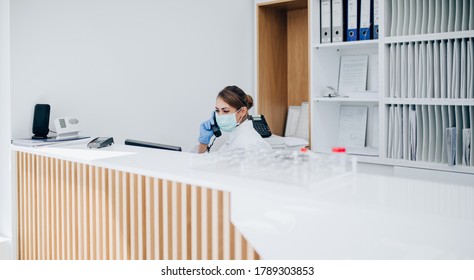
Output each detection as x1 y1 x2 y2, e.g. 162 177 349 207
217 85 254 110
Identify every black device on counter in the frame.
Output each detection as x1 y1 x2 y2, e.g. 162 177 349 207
249 115 272 138
124 139 182 152
32 104 51 139
87 137 114 149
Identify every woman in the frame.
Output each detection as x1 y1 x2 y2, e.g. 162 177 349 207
197 85 272 153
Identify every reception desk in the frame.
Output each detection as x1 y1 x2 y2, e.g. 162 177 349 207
11 141 474 260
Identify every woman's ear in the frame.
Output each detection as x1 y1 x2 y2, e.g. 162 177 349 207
237 107 248 123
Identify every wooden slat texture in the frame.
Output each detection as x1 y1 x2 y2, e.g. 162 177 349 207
15 151 259 260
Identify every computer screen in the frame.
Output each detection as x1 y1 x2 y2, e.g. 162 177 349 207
124 139 182 152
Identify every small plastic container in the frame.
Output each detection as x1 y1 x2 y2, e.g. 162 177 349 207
331 146 347 173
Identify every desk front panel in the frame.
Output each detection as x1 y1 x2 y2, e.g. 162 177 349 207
16 151 259 260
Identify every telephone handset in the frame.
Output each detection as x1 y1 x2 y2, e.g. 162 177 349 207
210 113 272 138
211 113 222 138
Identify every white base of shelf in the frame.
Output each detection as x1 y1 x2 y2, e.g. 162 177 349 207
384 30 474 44
314 97 379 103
382 98 474 106
313 147 379 157
314 40 379 50
356 156 474 175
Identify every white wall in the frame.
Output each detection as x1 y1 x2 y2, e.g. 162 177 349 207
10 0 255 152
0 0 12 256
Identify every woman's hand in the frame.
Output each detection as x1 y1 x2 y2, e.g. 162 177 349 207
198 112 215 145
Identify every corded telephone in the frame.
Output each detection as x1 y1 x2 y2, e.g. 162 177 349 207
249 115 272 138
211 113 222 138
54 117 81 140
87 137 114 149
211 113 272 138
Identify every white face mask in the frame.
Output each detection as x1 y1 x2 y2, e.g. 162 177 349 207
215 108 243 133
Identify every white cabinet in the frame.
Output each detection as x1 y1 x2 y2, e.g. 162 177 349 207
309 0 474 175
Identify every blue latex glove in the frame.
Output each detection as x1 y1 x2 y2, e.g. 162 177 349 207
198 112 215 145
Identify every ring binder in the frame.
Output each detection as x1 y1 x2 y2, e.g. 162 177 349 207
321 0 332 43
373 0 379 39
346 0 358 41
332 0 344 42
359 0 372 40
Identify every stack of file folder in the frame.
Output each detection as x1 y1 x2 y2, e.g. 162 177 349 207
388 39 474 99
320 0 379 43
387 0 474 37
386 104 473 167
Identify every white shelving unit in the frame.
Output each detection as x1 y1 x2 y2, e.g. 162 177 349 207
310 0 474 175
311 0 380 157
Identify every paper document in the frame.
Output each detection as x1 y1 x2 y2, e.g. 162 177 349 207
285 106 301 137
372 106 379 149
341 91 378 99
338 55 369 94
409 106 417 160
295 102 309 141
283 137 309 147
264 135 308 149
446 127 456 166
346 147 378 156
264 135 286 149
463 129 471 166
11 136 90 147
338 106 368 148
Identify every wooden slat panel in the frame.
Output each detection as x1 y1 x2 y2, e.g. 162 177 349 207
108 169 114 260
72 162 78 260
34 154 39 259
157 178 164 260
191 185 198 260
17 152 23 259
54 158 60 259
139 175 145 260
212 189 218 259
101 167 108 260
65 160 71 259
171 181 178 260
16 152 260 260
77 163 83 260
95 166 101 260
46 157 52 260
186 185 192 260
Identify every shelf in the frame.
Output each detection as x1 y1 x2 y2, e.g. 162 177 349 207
384 30 474 44
357 157 474 175
304 0 474 178
314 147 379 157
382 98 474 106
314 97 379 103
313 40 379 50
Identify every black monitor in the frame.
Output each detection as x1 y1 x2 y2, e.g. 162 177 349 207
124 139 182 152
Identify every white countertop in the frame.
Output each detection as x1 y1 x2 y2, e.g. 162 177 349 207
11 142 474 259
